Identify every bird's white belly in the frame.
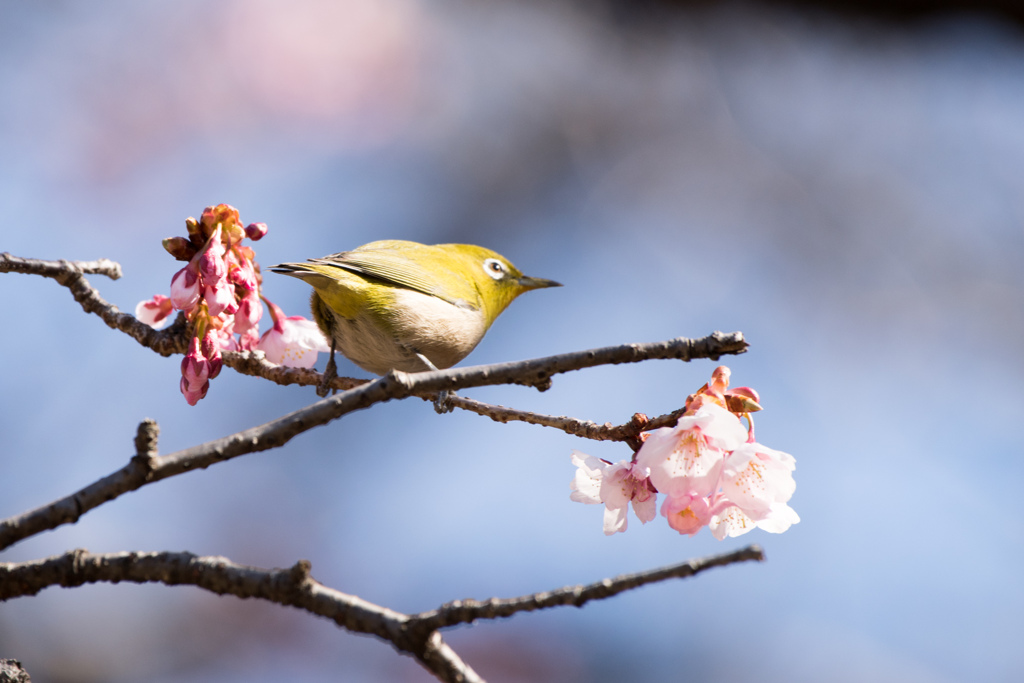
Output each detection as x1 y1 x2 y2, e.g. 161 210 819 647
330 289 487 375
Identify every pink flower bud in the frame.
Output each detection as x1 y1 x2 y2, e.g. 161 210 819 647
181 336 210 388
201 204 241 232
170 265 201 311
234 290 263 334
200 331 223 380
201 204 244 245
179 376 209 406
236 327 260 351
198 244 227 281
662 493 711 536
227 258 258 291
135 294 175 329
205 279 239 317
244 222 268 241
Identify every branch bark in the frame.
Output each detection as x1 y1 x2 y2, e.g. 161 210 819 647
0 329 745 551
0 546 762 682
406 545 764 636
2 252 767 682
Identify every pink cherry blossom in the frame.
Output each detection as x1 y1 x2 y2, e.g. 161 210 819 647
661 492 712 536
570 451 656 535
569 365 798 539
135 295 174 329
707 442 799 539
256 300 329 369
720 442 796 517
635 403 748 498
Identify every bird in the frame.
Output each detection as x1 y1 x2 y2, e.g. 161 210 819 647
271 240 561 400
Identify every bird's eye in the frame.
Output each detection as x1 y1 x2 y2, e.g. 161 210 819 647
483 258 506 280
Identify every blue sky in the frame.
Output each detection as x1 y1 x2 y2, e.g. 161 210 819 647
2 2 1023 681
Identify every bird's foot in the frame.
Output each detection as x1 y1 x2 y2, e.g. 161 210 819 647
317 349 338 397
414 352 455 414
433 389 456 414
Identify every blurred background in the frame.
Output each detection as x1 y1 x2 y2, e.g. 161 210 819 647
2 1 1023 681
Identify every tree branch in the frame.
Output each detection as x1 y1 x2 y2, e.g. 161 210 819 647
0 253 187 357
0 330 745 551
445 395 689 445
0 253 123 280
2 253 746 434
0 549 478 682
1 253 747 552
0 545 762 682
407 545 764 636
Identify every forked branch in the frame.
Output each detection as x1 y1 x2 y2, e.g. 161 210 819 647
0 545 763 683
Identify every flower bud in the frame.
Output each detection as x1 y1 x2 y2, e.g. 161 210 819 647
244 222 268 241
186 216 205 246
162 236 198 261
135 295 175 328
200 330 223 379
725 388 762 414
170 265 201 311
179 376 209 406
205 279 239 317
201 204 244 245
198 245 227 281
227 257 258 291
234 289 263 334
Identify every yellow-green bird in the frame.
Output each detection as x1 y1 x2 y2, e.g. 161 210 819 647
271 240 561 378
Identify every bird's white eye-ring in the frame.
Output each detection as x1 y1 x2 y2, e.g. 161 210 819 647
483 258 506 280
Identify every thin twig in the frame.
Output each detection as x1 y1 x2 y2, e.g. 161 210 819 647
407 545 764 635
0 253 123 280
445 395 689 443
223 349 368 391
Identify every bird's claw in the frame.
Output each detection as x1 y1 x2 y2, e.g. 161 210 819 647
317 350 338 397
433 389 456 414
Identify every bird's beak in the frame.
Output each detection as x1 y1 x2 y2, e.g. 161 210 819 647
517 275 562 291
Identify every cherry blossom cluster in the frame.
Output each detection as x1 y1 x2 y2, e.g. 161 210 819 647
570 366 798 538
136 204 328 405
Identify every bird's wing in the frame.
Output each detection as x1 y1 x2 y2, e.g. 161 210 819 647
309 248 477 310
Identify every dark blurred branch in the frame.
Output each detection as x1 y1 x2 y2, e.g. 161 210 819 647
619 0 1024 26
0 659 32 683
0 546 762 682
